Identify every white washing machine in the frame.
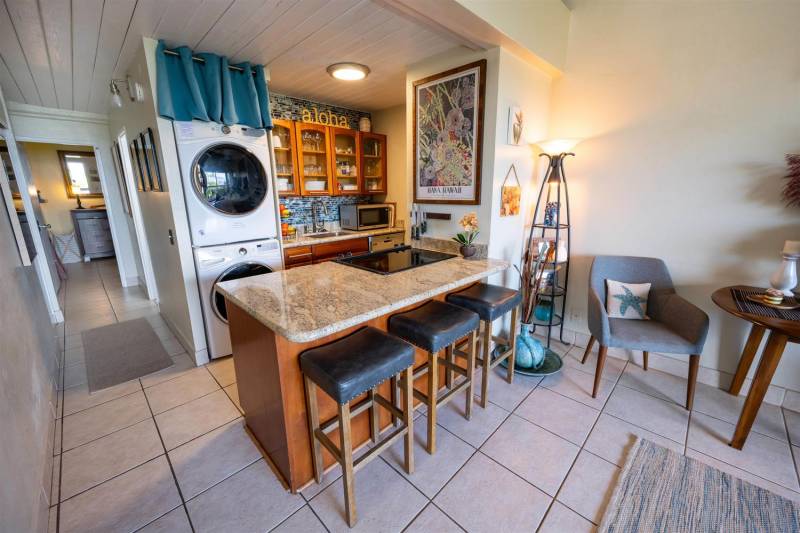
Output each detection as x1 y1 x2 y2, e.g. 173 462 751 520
195 238 282 359
174 121 278 247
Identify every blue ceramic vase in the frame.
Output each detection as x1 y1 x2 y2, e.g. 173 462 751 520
515 324 546 369
534 301 553 322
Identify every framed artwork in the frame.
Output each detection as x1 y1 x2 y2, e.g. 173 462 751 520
507 106 524 145
130 140 145 191
413 60 485 205
139 132 155 191
500 164 521 217
144 128 164 191
0 146 20 198
112 141 131 215
58 150 102 198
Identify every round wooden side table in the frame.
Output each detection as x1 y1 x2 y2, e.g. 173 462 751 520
712 286 800 449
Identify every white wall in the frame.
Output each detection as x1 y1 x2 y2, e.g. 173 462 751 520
7 103 142 286
550 0 800 392
109 38 209 364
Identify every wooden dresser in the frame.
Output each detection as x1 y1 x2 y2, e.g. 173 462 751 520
71 208 115 260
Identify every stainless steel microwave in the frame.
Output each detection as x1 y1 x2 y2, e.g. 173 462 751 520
339 203 394 231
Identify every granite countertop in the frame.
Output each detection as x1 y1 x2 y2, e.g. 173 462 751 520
217 254 510 343
281 226 405 248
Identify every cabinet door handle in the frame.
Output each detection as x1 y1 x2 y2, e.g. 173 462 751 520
38 223 51 230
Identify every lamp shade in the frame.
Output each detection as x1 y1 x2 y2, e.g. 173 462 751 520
536 138 581 155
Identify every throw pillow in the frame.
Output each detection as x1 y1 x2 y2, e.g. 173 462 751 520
606 280 650 319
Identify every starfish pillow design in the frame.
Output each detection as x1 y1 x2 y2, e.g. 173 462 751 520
613 286 647 318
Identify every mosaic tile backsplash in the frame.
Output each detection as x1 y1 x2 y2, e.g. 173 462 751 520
270 93 375 228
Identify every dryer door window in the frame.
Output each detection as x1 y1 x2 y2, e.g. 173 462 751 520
193 144 268 215
212 262 273 322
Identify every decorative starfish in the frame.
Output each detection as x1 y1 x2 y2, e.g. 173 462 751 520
613 286 647 318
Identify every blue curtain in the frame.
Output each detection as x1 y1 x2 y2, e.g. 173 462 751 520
156 40 273 129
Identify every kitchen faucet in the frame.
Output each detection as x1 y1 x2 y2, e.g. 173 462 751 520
311 199 328 233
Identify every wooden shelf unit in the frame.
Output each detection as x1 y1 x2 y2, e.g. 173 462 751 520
295 123 333 196
329 126 361 195
272 119 300 197
360 132 387 194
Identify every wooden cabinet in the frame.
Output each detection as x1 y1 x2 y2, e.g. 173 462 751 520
283 237 370 269
72 208 115 259
273 119 300 197
360 132 387 194
295 123 332 196
329 127 361 195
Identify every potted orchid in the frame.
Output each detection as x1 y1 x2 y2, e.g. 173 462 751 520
453 212 479 258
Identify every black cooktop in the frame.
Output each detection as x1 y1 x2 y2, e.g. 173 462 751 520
335 246 457 275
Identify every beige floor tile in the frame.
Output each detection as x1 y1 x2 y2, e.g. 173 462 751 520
59 456 181 533
539 501 596 533
685 448 800 503
382 414 475 497
272 506 327 533
65 333 84 350
137 506 192 533
584 413 684 467
435 452 550 532
60 419 163 501
169 418 261 500
62 362 88 390
784 390 800 413
155 389 240 450
565 345 627 381
515 387 600 446
187 460 303 532
62 379 141 416
224 383 243 413
785 410 800 445
473 365 541 411
53 417 62 455
62 390 150 451
481 414 579 496
161 337 186 356
617 364 687 405
687 412 799 490
604 385 689 443
64 346 85 366
310 458 427 533
51 454 61 503
692 383 787 442
435 392 509 448
207 356 237 387
541 365 617 410
66 315 117 335
557 450 621 525
48 505 57 533
404 504 463 533
140 353 196 389
300 462 343 501
145 367 219 414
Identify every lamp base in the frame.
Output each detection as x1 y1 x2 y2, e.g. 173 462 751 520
75 196 85 209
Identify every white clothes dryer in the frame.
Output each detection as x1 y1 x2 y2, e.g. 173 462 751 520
194 237 282 359
174 121 278 247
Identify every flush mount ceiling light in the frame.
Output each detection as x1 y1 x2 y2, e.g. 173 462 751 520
326 63 370 81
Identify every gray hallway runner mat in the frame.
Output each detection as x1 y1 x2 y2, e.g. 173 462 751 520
82 317 173 392
600 438 800 532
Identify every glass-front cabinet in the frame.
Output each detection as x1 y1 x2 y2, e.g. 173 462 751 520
272 119 299 196
295 123 332 195
360 132 387 194
329 127 361 195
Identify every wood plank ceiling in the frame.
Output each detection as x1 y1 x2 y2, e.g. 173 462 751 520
0 0 462 113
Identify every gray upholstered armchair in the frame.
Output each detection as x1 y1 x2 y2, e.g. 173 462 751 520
582 256 710 410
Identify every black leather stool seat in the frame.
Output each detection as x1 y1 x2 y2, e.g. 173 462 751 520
389 300 480 353
299 327 415 404
446 283 522 321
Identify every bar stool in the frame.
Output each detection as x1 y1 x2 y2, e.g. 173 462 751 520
447 283 522 408
388 300 480 454
300 327 415 528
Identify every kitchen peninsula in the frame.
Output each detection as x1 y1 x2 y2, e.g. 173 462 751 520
217 252 509 491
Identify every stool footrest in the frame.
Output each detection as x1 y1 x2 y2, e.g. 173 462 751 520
315 428 342 463
320 395 373 434
406 376 470 408
353 425 408 473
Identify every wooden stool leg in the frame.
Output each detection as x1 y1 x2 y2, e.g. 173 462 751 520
729 324 766 396
730 332 788 449
338 402 356 527
303 376 323 483
368 389 379 442
426 350 439 454
686 354 699 411
402 367 414 474
507 306 518 384
390 376 399 427
465 329 477 420
445 344 454 389
643 351 649 371
581 336 596 364
480 319 492 408
592 345 608 398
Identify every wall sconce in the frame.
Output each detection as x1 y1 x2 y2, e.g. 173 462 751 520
110 77 144 108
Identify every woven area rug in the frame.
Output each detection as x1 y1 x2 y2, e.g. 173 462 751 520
82 318 173 392
600 438 800 532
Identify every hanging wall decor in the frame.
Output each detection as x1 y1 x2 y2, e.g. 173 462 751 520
131 138 147 191
111 141 131 215
507 106 524 145
141 129 164 192
500 164 521 216
413 60 486 205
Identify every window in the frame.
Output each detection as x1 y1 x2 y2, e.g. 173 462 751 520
59 150 103 198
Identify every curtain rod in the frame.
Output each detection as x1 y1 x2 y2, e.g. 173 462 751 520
162 48 253 74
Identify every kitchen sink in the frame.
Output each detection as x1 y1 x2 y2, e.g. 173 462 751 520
307 231 352 238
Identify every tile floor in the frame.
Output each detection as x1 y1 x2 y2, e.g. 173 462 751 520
49 260 800 532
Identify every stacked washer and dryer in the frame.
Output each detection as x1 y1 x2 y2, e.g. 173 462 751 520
174 121 282 359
